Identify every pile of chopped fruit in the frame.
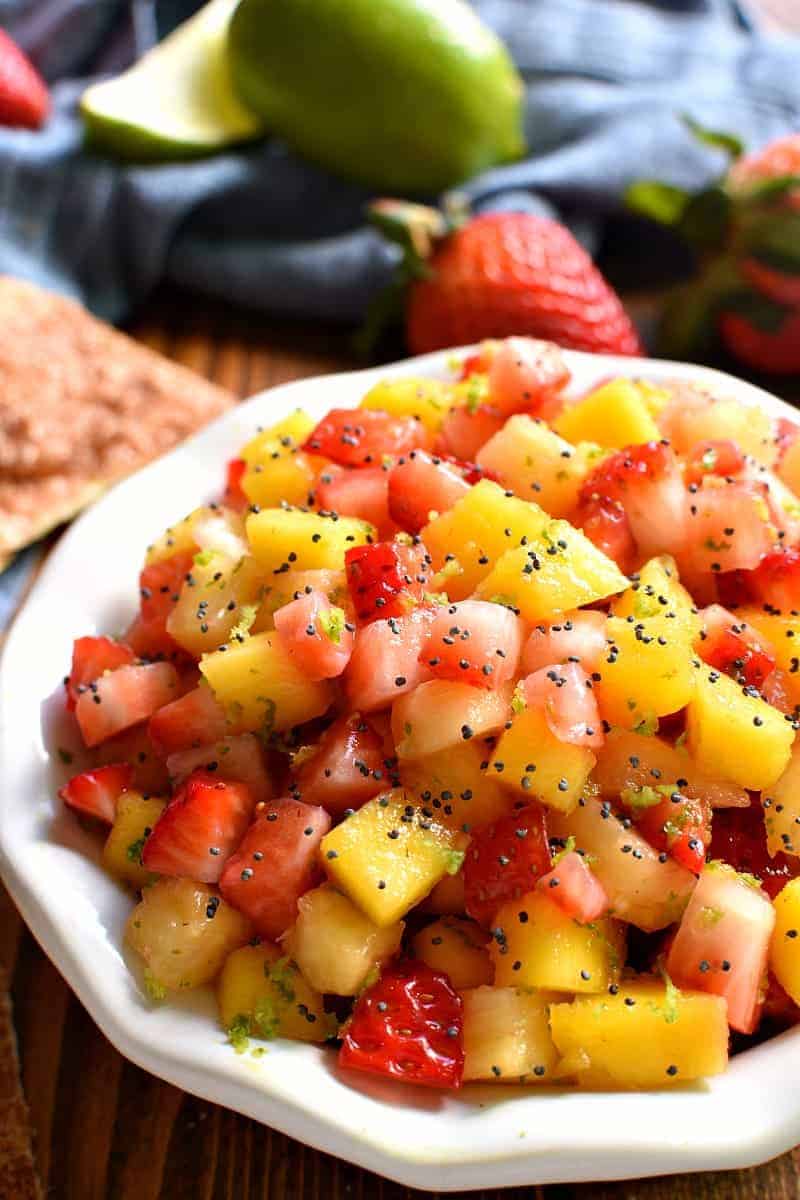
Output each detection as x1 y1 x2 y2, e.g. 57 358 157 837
55 336 800 1091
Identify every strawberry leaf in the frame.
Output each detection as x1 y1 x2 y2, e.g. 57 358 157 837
625 180 690 226
683 115 744 159
678 187 732 251
657 256 744 359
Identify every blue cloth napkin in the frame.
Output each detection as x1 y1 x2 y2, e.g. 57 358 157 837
0 0 798 328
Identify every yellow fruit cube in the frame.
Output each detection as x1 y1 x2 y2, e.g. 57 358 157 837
320 789 462 926
770 879 800 1006
239 410 317 509
549 982 729 1088
167 554 267 657
399 742 514 833
246 507 374 574
678 397 777 468
490 891 624 993
200 631 333 733
360 377 454 435
764 746 800 858
554 379 661 449
475 519 628 622
392 680 512 760
422 479 549 600
240 410 315 467
612 555 700 644
217 943 332 1044
687 667 793 791
145 505 245 566
489 705 595 814
412 917 493 989
461 986 558 1083
283 884 403 995
778 435 800 498
594 614 696 731
103 793 165 889
476 415 607 517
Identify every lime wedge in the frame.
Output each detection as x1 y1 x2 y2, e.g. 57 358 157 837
81 0 264 161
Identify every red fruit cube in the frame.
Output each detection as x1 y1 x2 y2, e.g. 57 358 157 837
537 850 609 923
345 540 430 624
75 662 180 748
387 451 469 533
142 771 256 883
464 803 552 928
303 408 426 468
65 635 135 710
419 599 523 690
148 684 230 756
59 763 134 825
291 714 389 816
698 604 776 689
273 588 354 680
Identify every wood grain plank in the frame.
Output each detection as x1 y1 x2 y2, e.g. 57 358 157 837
106 1063 183 1200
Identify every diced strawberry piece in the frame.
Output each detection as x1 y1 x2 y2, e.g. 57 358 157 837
488 336 570 420
166 734 273 805
438 454 496 486
65 636 135 710
710 797 800 900
345 540 430 624
344 606 435 712
419 600 522 690
223 458 249 511
75 662 180 748
580 441 685 560
142 771 255 883
93 725 172 794
435 403 505 462
570 495 637 575
698 604 776 689
459 348 492 379
748 547 800 613
339 961 464 1089
522 610 607 675
58 763 134 825
139 551 195 626
315 465 394 535
387 451 470 533
684 439 746 487
219 799 331 939
760 667 795 715
273 588 354 680
148 685 230 756
682 479 776 576
623 787 710 874
464 803 552 927
123 614 184 662
776 417 800 461
522 662 604 749
303 408 427 467
291 714 389 815
537 850 609 923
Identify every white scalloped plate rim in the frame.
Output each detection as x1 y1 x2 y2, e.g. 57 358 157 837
2 345 800 1192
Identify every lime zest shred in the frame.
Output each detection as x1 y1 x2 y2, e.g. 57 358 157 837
318 605 346 644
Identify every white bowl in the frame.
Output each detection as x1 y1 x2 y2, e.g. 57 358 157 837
2 347 800 1191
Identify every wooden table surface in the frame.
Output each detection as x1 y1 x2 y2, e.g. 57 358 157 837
3 291 800 1200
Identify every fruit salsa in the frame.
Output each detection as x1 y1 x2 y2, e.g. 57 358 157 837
54 337 800 1091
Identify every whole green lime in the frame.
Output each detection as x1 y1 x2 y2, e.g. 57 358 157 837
227 0 526 193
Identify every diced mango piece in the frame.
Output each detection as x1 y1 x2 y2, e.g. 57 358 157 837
549 982 729 1088
399 742 514 833
392 680 511 760
200 631 333 734
239 410 317 509
412 917 493 989
489 705 595 814
490 891 624 993
240 410 315 467
770 879 800 1006
554 380 661 449
595 615 696 731
217 943 331 1044
103 792 165 889
687 667 793 792
475 519 628 622
476 415 607 517
612 555 700 644
320 789 462 926
736 606 800 708
283 883 403 996
422 480 549 600
461 986 559 1083
360 377 454 435
246 507 374 574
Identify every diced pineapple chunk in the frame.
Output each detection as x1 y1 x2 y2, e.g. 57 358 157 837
595 615 696 731
126 878 252 992
687 667 793 792
360 377 454 435
320 789 462 926
246 507 374 574
167 555 267 656
399 742 514 832
475 519 628 622
549 982 729 1088
199 631 333 734
102 792 165 889
489 705 594 814
240 410 315 466
421 480 549 600
677 396 777 468
476 416 607 518
612 555 700 644
764 745 800 858
283 883 403 996
770 879 800 1006
490 891 624 993
412 917 493 989
145 505 245 566
554 380 661 449
239 410 317 509
392 680 512 760
217 942 331 1044
461 986 558 1083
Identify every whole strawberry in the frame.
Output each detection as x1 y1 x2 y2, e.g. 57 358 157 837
368 201 642 358
0 29 49 130
628 124 800 376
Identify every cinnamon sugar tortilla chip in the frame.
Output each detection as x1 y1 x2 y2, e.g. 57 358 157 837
0 277 234 571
